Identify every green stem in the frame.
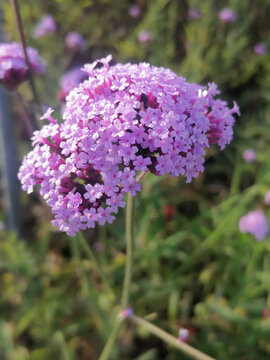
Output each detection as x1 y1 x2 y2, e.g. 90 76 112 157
77 231 114 298
99 193 135 360
121 193 135 308
99 317 122 360
131 315 216 360
11 0 41 117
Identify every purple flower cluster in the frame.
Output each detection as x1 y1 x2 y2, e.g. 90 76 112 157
219 8 237 23
239 210 269 241
32 14 57 38
18 56 239 235
0 42 45 90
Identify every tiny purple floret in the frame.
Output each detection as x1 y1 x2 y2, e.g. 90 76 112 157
179 328 190 342
120 307 134 319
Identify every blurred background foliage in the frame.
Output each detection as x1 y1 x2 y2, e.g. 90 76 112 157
1 0 270 359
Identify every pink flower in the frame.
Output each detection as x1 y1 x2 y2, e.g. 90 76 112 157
138 30 152 43
32 14 57 38
18 56 238 234
0 42 45 90
219 8 237 23
243 149 256 163
239 210 269 241
65 32 86 50
254 43 266 56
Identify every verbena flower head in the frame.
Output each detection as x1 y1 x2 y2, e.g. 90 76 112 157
18 56 239 235
65 32 86 50
219 8 237 23
0 42 45 90
32 14 57 38
239 210 269 241
254 43 266 56
243 149 256 163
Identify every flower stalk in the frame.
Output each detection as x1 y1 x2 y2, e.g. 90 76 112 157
121 192 135 308
131 315 216 360
11 0 41 116
99 192 135 360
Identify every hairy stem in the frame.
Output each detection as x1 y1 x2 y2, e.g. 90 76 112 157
99 317 122 360
121 193 135 308
131 315 216 360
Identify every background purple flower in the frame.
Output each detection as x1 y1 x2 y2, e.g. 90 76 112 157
32 14 57 38
188 8 202 20
243 149 256 163
65 32 86 50
239 210 269 241
219 8 237 23
138 30 152 43
129 5 141 18
58 67 88 102
254 43 266 55
0 42 45 90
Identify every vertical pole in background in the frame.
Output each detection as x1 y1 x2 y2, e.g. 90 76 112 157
0 3 21 233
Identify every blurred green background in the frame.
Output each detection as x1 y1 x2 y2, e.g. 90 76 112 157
1 0 270 359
